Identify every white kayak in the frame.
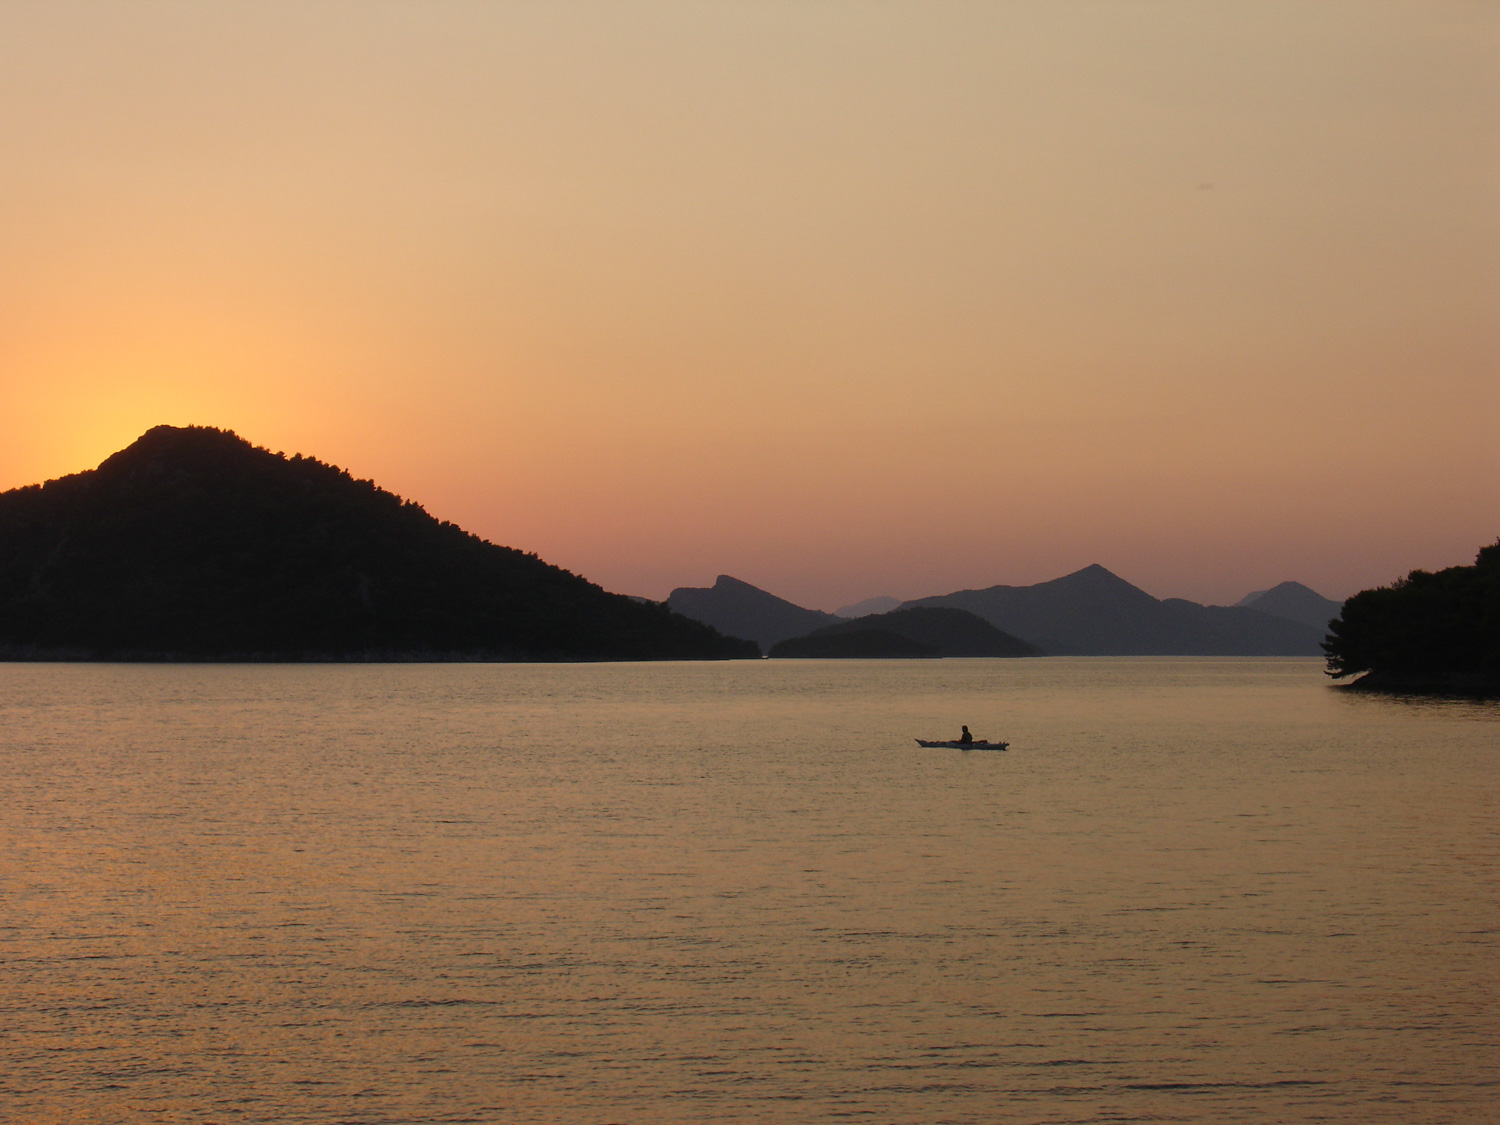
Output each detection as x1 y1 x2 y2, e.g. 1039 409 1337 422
915 739 1008 751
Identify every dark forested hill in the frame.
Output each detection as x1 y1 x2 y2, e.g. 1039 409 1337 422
769 606 1041 658
0 426 757 661
1324 541 1500 693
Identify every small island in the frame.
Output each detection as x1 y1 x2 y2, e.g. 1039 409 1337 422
0 426 758 662
770 628 940 659
769 606 1041 659
1324 539 1499 695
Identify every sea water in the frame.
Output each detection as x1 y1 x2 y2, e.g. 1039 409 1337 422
0 658 1494 1123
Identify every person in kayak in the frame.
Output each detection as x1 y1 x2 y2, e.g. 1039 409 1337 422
959 725 974 745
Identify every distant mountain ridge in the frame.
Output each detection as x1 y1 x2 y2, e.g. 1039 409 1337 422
0 426 757 661
667 565 1330 657
904 564 1326 655
667 575 843 653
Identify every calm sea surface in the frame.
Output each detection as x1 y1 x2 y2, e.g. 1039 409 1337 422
0 658 1495 1123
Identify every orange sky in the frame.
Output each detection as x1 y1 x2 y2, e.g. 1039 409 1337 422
2 2 1496 609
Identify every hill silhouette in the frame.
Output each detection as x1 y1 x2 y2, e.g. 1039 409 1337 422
1235 581 1342 630
771 628 938 659
667 575 843 653
0 426 758 661
905 564 1325 655
769 606 1041 658
1324 540 1499 693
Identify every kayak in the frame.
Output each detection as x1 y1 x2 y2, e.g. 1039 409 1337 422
915 739 1008 751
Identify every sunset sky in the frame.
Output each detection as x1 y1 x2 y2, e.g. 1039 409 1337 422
2 2 1495 609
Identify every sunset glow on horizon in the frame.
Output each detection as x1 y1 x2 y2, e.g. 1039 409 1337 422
2 1 1495 610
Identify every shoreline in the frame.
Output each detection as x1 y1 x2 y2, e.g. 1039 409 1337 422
1337 670 1500 698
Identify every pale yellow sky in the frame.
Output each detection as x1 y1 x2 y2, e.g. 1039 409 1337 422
1 2 1495 607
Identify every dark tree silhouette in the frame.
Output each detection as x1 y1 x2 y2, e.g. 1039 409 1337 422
1324 540 1500 691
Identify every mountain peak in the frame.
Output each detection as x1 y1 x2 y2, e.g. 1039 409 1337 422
1234 580 1342 630
1240 580 1319 601
669 575 842 652
108 423 251 459
1044 563 1157 603
91 426 288 487
713 574 763 592
1058 563 1128 583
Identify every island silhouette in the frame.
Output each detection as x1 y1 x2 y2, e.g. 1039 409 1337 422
0 426 758 662
1325 539 1499 694
770 607 1041 659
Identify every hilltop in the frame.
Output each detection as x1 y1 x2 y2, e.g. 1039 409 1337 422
0 426 757 661
1235 581 1343 631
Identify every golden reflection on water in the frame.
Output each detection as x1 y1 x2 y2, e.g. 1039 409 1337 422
0 659 1495 1123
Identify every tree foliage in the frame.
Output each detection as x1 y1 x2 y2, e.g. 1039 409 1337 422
1323 540 1500 683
